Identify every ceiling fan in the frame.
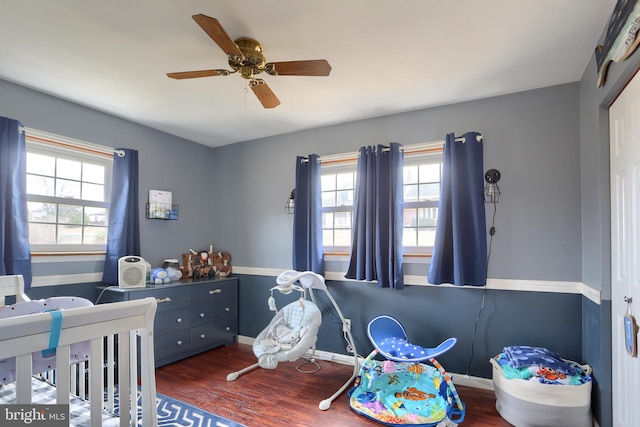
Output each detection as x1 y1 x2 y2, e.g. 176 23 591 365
167 14 332 109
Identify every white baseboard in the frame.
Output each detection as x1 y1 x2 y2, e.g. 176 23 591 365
237 335 255 345
237 335 493 390
453 374 494 390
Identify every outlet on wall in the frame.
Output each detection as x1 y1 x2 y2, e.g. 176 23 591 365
343 318 351 332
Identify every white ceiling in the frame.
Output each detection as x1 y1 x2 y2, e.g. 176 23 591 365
0 0 615 148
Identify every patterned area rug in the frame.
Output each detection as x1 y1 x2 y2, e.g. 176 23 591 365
0 377 246 427
142 392 246 427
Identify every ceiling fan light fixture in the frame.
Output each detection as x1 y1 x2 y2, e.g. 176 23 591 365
235 37 263 53
234 38 266 70
167 14 331 108
240 65 254 79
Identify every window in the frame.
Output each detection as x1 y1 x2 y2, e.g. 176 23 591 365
25 131 113 253
401 151 442 254
321 169 356 250
320 144 443 255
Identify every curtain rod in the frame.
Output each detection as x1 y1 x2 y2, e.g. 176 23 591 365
317 139 444 165
315 133 483 165
23 127 125 157
455 133 483 143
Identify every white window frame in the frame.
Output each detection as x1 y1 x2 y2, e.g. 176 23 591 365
320 142 444 257
401 149 442 255
25 130 114 254
321 160 358 253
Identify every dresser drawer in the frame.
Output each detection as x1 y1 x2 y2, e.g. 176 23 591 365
190 318 237 350
155 307 191 333
154 329 191 360
191 280 236 304
133 287 190 312
190 300 237 327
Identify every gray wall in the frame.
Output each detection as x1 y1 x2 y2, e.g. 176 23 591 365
211 83 582 281
0 79 217 269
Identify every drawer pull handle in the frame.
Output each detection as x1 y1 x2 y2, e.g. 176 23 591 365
156 297 172 303
176 318 182 323
200 334 206 339
176 340 183 346
209 289 222 295
225 307 230 312
226 327 231 332
199 313 205 318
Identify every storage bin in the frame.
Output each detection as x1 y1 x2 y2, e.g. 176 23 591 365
490 356 592 427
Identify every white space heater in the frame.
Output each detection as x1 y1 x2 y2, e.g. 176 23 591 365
118 256 146 289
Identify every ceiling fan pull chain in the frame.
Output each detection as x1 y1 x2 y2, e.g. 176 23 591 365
244 80 248 118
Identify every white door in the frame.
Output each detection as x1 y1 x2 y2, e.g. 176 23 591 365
610 71 640 426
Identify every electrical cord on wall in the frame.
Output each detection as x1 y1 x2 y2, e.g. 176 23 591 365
315 290 364 358
94 285 118 305
465 199 497 377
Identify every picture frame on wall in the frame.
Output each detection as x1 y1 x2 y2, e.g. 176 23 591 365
149 190 172 219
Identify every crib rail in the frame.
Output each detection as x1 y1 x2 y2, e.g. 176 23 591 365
37 333 140 415
0 297 158 426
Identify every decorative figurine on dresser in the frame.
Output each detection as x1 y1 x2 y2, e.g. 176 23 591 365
182 246 233 278
213 251 232 277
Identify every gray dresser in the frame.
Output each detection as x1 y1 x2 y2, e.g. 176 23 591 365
96 277 238 367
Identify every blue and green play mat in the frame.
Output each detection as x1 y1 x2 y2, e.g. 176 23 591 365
348 315 465 426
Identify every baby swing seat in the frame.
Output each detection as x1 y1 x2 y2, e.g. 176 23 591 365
348 315 465 426
227 270 360 410
252 299 322 369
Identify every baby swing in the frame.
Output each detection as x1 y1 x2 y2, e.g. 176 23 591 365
348 315 466 426
227 270 359 410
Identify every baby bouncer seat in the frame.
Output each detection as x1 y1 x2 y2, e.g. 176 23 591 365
227 270 359 410
348 315 465 426
252 297 322 370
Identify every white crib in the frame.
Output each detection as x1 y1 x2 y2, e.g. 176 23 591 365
0 275 158 426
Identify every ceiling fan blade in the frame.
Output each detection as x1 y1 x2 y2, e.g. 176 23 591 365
266 59 331 76
192 14 244 59
166 70 228 79
249 79 280 109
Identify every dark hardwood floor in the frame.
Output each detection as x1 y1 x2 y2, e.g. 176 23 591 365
155 343 512 427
